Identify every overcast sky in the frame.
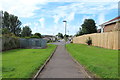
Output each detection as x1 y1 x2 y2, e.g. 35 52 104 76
0 0 119 35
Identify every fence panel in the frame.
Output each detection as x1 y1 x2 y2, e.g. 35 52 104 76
73 31 120 50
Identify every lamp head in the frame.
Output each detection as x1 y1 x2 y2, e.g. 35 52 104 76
63 20 67 22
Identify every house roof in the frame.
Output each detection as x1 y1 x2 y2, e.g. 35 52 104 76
100 16 120 26
42 35 54 37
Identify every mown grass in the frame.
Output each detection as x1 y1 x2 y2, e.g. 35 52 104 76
66 43 118 78
2 44 56 78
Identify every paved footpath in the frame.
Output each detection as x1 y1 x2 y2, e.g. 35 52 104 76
37 45 89 78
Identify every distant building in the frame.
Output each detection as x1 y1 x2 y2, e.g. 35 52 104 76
42 35 56 42
97 29 101 33
100 16 120 33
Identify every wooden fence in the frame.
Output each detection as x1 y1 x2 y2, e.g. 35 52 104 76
73 31 120 50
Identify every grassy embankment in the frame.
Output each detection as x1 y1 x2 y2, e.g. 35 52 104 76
66 44 118 78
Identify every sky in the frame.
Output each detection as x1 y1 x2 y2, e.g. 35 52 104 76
0 0 119 35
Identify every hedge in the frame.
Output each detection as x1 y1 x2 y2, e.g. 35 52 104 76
2 36 20 51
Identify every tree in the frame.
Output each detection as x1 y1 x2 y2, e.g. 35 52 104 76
81 19 97 34
21 26 32 37
9 15 21 36
2 11 22 36
64 34 69 41
57 33 64 39
2 28 10 34
76 19 97 36
75 28 84 36
64 34 69 38
3 11 10 29
34 33 42 38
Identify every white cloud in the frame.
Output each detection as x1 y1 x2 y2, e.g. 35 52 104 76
51 2 118 26
0 0 118 18
53 12 75 24
65 12 75 22
0 0 47 17
48 0 119 2
53 15 60 24
98 13 105 25
39 18 45 28
34 2 118 35
0 0 118 35
82 15 92 22
34 22 39 26
31 22 79 35
96 13 106 29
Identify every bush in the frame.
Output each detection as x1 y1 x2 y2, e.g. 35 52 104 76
2 36 20 51
34 33 42 38
30 35 40 38
47 39 53 43
86 37 92 45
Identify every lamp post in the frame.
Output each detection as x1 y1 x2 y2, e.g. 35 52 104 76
63 20 67 45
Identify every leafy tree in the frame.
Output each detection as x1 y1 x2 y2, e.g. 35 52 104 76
75 28 84 36
2 11 22 36
21 26 32 37
64 34 69 38
81 19 97 34
3 11 10 29
2 28 10 34
64 34 69 41
57 33 64 39
9 15 21 36
76 19 97 36
34 33 42 38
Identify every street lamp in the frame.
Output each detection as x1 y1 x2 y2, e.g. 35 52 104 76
63 20 67 44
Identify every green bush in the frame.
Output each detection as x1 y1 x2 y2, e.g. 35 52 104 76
47 39 53 43
34 33 42 38
86 37 92 45
30 35 40 38
2 36 20 51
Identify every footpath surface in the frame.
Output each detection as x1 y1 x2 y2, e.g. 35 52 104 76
37 44 89 78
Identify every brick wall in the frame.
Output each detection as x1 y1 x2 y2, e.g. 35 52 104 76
104 23 116 32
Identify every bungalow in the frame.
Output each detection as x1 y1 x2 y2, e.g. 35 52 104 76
100 16 120 33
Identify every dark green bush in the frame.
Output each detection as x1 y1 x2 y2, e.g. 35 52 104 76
30 35 40 38
2 36 20 51
47 39 53 43
86 37 92 45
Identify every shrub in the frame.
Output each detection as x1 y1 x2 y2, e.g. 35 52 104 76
86 37 92 45
47 39 53 43
34 33 42 38
30 35 40 38
2 36 20 51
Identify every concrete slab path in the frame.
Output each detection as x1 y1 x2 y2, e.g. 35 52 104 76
37 44 89 78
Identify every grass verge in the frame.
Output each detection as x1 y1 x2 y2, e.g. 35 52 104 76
66 43 118 78
2 44 56 78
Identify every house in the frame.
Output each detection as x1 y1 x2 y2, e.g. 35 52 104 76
97 29 101 33
42 35 56 42
100 16 120 33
